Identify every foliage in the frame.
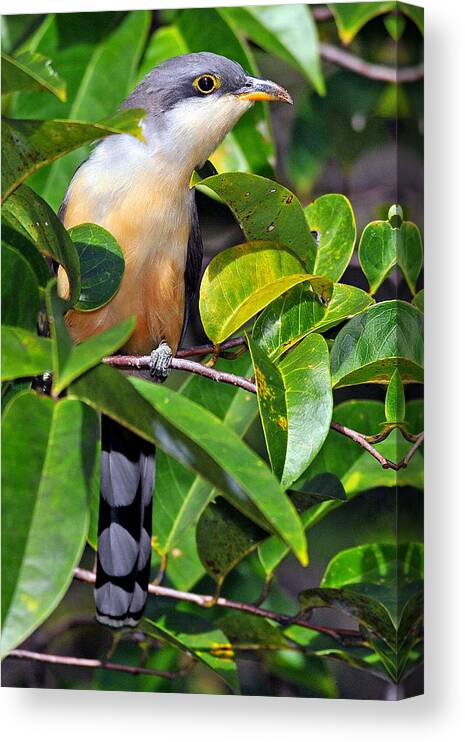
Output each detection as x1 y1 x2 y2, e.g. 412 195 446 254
1 4 423 698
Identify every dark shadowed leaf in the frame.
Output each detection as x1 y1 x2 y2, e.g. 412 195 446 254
1 392 97 655
330 301 424 387
217 613 290 650
197 498 266 586
68 223 125 311
1 109 146 203
1 243 40 331
2 185 80 306
200 240 331 344
142 610 239 693
222 4 325 94
305 194 356 281
249 333 332 489
200 173 318 268
1 50 66 100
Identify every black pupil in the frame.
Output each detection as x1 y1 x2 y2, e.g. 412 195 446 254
198 76 214 93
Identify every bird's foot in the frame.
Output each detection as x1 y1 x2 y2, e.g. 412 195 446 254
149 341 172 379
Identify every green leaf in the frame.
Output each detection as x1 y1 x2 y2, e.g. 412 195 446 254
197 498 266 586
2 185 81 306
142 610 239 693
305 194 356 281
18 11 151 209
299 587 396 649
385 369 405 423
153 354 257 557
249 333 333 489
321 542 424 624
138 25 187 79
412 289 424 313
330 2 396 45
46 281 135 395
70 365 307 564
222 4 325 94
1 243 40 331
164 527 205 592
1 392 97 655
330 300 424 387
358 218 423 295
175 8 274 177
1 109 146 203
200 240 331 344
1 326 52 381
68 223 125 311
1 50 66 101
384 12 406 41
258 474 346 576
253 282 372 362
200 173 317 269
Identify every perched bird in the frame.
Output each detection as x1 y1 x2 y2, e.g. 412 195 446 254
58 52 292 628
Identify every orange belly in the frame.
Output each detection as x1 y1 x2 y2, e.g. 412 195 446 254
59 167 189 355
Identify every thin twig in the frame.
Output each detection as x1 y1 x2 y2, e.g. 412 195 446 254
319 42 424 83
312 5 333 22
7 648 183 679
73 568 359 643
102 347 423 470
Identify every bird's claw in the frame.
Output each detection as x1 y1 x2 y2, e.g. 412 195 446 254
149 341 172 379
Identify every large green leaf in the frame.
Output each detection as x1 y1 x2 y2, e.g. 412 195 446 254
330 300 424 387
358 219 423 295
2 185 80 306
70 365 307 564
1 327 52 381
1 109 146 203
304 194 356 281
200 241 331 344
1 392 97 655
175 8 274 177
153 354 257 558
46 282 135 395
321 542 424 624
330 2 396 44
253 282 372 362
16 11 151 209
249 333 332 489
1 50 66 100
197 498 266 586
385 369 406 423
142 610 239 693
1 243 40 331
200 173 317 269
222 4 325 94
68 223 125 311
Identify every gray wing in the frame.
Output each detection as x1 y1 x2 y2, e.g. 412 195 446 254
180 194 204 344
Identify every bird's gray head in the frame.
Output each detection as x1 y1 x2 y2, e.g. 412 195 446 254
124 52 292 172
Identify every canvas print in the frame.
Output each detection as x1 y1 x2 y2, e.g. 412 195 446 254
1 2 424 700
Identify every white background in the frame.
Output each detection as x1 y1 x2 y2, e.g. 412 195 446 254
1 0 464 739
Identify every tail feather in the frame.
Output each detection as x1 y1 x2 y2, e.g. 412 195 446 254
95 416 155 628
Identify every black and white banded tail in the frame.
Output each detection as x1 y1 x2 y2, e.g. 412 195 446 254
95 416 155 628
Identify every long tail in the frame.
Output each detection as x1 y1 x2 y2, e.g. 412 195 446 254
95 415 155 628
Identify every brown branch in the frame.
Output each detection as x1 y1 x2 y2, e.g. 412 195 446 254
73 568 359 643
319 41 424 83
6 648 183 679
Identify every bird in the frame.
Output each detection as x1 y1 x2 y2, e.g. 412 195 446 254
57 52 293 628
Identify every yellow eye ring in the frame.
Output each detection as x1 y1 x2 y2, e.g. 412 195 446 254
193 74 221 95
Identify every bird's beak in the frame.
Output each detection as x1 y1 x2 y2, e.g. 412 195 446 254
235 76 293 104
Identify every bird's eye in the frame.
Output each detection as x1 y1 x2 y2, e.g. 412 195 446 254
193 74 220 95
